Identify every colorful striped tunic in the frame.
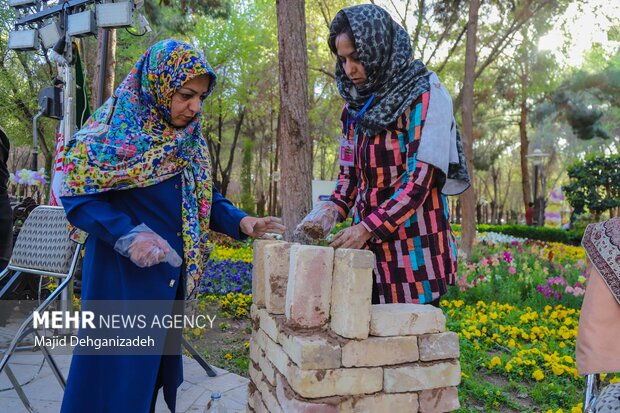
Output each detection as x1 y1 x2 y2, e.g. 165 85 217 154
330 91 458 304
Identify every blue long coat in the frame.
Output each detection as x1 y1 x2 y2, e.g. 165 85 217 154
60 174 247 413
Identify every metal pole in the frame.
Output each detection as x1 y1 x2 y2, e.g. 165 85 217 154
96 28 109 107
31 108 45 171
532 164 539 225
540 163 547 226
60 40 76 328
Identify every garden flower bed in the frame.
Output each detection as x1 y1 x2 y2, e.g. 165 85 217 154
191 231 615 412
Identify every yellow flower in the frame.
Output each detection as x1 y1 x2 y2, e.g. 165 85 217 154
488 356 502 369
532 369 545 381
224 353 233 361
244 341 250 348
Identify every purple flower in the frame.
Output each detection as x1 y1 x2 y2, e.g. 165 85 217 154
199 259 253 295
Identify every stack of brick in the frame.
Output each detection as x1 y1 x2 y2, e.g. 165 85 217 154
248 240 461 413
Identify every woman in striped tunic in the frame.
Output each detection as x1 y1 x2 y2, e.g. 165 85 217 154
321 4 470 305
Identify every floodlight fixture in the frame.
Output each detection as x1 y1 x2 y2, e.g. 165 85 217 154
39 20 61 49
67 9 96 37
8 0 37 7
38 86 63 119
8 29 40 51
96 1 133 28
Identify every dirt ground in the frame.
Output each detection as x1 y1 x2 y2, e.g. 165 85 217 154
185 299 251 377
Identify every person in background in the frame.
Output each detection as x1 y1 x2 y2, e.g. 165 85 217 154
0 127 11 271
298 4 470 306
525 202 536 225
59 39 284 413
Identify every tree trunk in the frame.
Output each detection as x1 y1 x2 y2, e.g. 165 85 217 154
276 0 312 239
519 100 531 212
459 0 480 260
92 29 117 109
219 107 246 197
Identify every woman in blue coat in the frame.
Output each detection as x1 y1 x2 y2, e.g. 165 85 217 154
59 39 284 413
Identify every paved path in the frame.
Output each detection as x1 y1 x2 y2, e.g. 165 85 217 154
0 353 249 412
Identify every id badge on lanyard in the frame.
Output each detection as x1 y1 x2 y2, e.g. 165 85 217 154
338 94 374 168
339 127 355 167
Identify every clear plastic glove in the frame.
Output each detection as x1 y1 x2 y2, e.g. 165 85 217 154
114 224 182 268
294 201 339 240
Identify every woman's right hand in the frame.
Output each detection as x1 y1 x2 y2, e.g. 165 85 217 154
127 231 171 268
114 224 182 268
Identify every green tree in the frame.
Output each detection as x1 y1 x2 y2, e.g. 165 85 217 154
0 1 58 173
534 51 619 143
563 154 620 219
194 0 277 197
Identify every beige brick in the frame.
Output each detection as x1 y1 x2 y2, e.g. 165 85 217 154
275 374 340 413
248 361 262 387
258 349 276 386
255 377 284 413
251 392 268 413
250 303 260 318
384 361 461 393
370 304 446 336
285 245 335 328
279 330 341 369
342 336 418 367
247 382 258 409
330 248 374 339
264 242 295 314
258 328 291 376
340 392 419 412
253 328 270 352
419 387 460 412
252 240 283 306
418 332 460 361
250 368 277 413
249 338 261 365
286 363 383 398
250 304 260 333
257 308 280 343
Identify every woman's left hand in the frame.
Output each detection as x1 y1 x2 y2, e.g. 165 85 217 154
329 223 372 249
240 216 286 238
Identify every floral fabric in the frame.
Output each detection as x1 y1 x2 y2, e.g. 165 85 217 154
62 39 216 296
582 217 620 303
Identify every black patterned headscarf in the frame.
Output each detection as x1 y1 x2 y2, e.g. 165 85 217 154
330 4 430 136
